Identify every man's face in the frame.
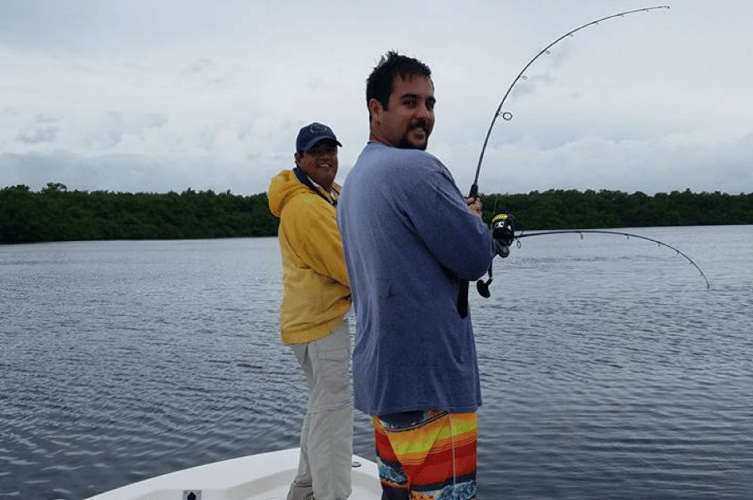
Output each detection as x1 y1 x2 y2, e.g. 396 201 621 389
370 75 435 150
295 140 339 191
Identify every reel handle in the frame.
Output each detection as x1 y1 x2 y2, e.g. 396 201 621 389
476 277 492 298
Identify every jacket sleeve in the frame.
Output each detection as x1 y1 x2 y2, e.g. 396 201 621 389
281 194 350 288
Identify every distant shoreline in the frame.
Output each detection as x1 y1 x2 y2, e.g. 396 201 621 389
2 183 752 244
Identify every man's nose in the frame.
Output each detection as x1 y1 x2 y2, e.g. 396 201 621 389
416 102 432 120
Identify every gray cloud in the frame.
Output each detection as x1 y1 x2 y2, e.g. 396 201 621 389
0 150 277 195
16 126 59 144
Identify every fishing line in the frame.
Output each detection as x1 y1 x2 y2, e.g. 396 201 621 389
515 229 711 289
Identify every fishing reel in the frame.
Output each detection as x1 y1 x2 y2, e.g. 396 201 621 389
491 213 515 256
477 213 516 298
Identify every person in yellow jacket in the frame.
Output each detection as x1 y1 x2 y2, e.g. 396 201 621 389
268 122 352 500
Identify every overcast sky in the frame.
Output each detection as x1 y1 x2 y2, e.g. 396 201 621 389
2 0 751 196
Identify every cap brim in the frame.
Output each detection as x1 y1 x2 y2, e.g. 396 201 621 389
303 137 342 151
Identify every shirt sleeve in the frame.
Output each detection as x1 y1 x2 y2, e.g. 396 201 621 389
399 158 496 281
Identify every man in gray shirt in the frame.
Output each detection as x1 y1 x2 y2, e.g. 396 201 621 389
338 51 497 499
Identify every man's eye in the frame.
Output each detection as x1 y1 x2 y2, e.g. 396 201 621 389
308 146 336 156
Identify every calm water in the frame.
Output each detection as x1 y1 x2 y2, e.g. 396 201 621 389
1 227 751 499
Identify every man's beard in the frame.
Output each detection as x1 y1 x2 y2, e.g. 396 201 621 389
397 121 430 151
397 137 427 150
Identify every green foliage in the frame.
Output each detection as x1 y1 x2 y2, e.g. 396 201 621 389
2 184 753 244
0 184 278 244
480 188 753 230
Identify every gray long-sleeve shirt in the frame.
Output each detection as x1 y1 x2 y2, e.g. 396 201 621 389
337 141 496 415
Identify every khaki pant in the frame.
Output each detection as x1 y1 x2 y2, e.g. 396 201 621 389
287 319 353 500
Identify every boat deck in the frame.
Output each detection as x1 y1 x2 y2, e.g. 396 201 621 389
86 448 381 500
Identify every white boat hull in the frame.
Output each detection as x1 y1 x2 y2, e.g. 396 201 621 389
85 448 381 500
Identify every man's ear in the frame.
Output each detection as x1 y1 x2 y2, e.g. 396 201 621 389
294 152 302 167
368 98 383 123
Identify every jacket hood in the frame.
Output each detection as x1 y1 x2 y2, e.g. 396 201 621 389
268 170 308 218
268 169 341 217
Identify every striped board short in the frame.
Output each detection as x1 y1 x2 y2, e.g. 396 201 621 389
372 410 477 500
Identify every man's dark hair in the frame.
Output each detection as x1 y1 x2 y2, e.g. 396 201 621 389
366 51 432 122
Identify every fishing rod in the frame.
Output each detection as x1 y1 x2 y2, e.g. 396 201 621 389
468 5 670 199
475 214 710 297
459 6 675 308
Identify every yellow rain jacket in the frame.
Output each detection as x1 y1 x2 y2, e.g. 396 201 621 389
268 170 351 344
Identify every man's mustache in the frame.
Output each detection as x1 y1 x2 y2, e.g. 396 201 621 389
409 120 430 133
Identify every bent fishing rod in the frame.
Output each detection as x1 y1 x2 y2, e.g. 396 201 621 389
457 5 669 312
457 6 688 309
468 5 670 199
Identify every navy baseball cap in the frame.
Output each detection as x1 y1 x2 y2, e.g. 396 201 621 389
296 122 342 152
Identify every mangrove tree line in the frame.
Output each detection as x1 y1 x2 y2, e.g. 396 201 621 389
2 183 752 244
